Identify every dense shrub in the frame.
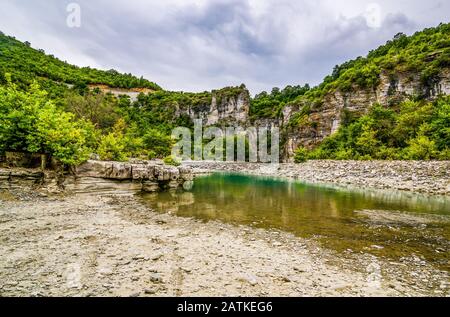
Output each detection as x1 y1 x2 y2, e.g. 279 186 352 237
303 97 450 162
293 147 309 163
163 155 181 166
0 80 93 166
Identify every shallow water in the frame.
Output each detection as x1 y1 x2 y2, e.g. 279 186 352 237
142 173 450 270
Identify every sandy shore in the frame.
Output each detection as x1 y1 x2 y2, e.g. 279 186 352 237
0 191 448 297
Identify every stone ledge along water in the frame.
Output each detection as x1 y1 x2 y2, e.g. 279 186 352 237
0 160 194 194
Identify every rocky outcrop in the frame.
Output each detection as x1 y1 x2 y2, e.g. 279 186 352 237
66 161 193 194
0 169 46 192
87 84 155 101
0 161 194 194
282 69 450 160
182 86 251 126
169 69 449 162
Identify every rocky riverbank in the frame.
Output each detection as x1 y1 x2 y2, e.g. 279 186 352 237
0 192 448 297
0 160 194 195
184 160 450 196
0 160 448 297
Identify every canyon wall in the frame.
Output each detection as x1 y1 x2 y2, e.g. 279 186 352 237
281 68 450 160
161 67 450 162
183 88 251 126
103 68 449 163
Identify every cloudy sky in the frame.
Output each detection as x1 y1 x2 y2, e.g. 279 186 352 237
0 0 448 94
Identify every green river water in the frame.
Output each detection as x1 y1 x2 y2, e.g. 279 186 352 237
142 173 450 270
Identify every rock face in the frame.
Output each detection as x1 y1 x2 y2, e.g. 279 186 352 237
182 87 250 126
171 69 449 162
0 169 45 191
3 152 46 169
0 161 194 194
282 69 450 161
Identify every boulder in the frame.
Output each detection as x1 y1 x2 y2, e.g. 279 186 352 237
179 167 193 181
76 161 111 178
131 165 151 180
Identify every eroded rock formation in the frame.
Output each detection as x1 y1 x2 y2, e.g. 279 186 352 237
0 160 193 194
282 69 450 160
186 69 449 162
182 86 250 126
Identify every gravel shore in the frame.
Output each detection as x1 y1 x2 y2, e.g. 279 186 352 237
0 191 448 297
184 161 450 196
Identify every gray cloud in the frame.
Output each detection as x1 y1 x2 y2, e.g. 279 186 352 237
0 0 448 94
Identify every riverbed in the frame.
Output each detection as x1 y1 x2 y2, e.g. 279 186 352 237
143 173 450 271
0 185 448 296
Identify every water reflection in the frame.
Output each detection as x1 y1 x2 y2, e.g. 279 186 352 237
142 173 450 269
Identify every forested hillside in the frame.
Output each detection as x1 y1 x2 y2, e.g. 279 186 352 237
251 23 449 118
0 32 248 165
0 23 449 166
0 33 161 91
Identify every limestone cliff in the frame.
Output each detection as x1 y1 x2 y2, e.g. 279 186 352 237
281 68 450 160
173 66 449 162
181 86 250 126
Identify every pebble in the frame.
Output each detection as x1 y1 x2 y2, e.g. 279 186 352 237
144 288 156 294
149 274 163 283
152 254 163 261
241 274 258 286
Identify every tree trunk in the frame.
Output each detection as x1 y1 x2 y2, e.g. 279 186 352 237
40 154 47 171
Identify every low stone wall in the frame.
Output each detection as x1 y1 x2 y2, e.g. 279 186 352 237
0 160 193 194
184 160 450 196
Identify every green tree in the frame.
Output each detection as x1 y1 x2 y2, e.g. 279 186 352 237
0 80 93 166
404 135 438 160
294 147 309 163
142 128 173 159
97 119 129 161
27 104 93 166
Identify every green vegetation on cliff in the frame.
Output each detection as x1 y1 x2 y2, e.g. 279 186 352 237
296 22 450 112
290 23 450 162
250 85 310 120
295 96 450 162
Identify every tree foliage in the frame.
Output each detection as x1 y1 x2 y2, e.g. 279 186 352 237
0 33 161 90
250 84 310 120
0 80 93 165
302 97 450 161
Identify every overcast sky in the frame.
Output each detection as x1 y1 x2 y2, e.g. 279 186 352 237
0 0 448 94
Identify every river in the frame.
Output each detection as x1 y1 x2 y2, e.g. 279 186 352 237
142 173 450 271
